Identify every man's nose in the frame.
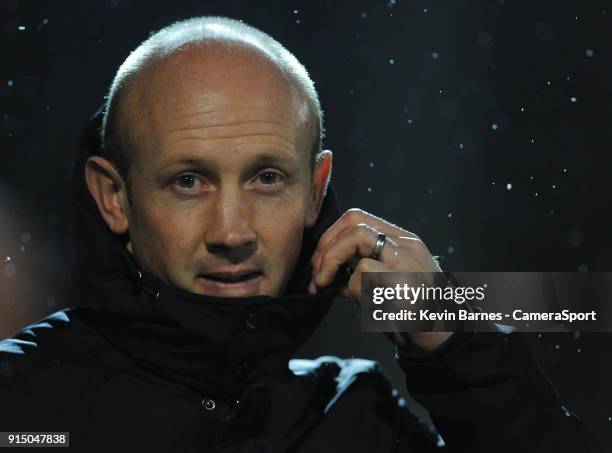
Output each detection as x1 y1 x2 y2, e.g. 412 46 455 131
205 190 257 262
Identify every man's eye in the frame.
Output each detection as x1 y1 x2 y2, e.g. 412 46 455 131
175 174 202 190
257 171 282 185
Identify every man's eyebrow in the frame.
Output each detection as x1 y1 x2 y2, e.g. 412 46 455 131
167 157 217 170
246 152 300 167
159 157 219 180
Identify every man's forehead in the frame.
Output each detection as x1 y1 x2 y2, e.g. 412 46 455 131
113 41 316 175
122 44 307 147
132 44 298 114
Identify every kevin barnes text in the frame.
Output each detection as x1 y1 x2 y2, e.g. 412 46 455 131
372 309 597 323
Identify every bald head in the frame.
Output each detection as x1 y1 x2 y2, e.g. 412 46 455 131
102 16 323 184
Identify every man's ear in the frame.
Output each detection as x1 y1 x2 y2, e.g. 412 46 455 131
84 155 130 235
305 150 333 228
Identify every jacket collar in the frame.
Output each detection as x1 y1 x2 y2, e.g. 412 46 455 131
69 108 344 397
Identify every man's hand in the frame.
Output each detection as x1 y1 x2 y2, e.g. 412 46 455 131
309 208 453 352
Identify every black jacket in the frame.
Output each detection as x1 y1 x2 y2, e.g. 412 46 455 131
0 111 604 452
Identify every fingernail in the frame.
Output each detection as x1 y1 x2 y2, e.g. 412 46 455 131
308 280 317 295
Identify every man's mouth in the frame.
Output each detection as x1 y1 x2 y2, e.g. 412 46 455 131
196 270 263 296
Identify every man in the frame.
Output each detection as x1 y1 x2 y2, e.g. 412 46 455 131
0 17 601 452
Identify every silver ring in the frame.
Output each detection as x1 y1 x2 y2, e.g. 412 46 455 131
370 232 386 260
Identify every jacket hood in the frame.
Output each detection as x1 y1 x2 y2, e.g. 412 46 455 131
68 107 344 397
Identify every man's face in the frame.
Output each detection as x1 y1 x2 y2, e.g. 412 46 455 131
114 46 327 297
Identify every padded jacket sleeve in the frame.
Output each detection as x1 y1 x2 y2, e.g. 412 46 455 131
395 319 605 452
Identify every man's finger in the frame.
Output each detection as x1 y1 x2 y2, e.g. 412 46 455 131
315 208 416 255
313 223 399 290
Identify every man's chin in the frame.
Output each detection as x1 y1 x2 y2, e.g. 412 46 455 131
193 274 265 298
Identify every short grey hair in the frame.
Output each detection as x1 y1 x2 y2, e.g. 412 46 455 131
101 16 324 184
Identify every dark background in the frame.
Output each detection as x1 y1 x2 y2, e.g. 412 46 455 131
1 0 611 448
